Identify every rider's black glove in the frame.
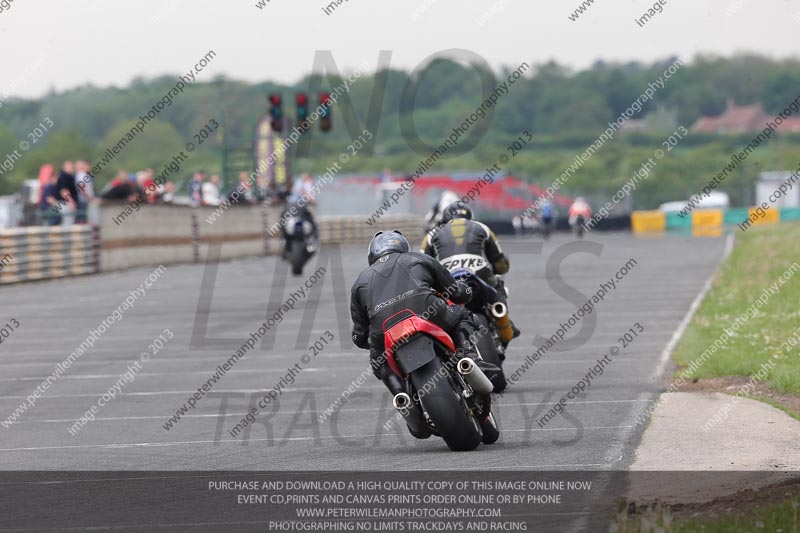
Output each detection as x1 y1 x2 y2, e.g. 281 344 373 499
450 281 472 305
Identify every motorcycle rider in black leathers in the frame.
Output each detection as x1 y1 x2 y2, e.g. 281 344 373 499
350 231 495 396
420 201 521 346
280 199 318 259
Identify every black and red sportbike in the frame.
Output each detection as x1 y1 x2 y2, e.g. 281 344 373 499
382 309 500 452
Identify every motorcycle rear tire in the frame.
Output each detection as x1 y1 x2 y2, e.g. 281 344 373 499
410 359 482 452
479 412 500 444
290 242 306 276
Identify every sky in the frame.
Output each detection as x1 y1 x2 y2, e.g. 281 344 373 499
1 0 799 99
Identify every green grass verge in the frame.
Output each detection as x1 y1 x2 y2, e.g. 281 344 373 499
672 222 800 394
615 495 800 532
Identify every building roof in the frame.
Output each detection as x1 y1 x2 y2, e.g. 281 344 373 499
691 99 767 134
774 117 800 133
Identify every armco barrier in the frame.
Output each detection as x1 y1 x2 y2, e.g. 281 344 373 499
0 205 422 284
320 215 421 244
0 225 100 284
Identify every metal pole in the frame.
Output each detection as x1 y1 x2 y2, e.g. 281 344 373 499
191 207 200 263
283 117 292 181
216 79 228 191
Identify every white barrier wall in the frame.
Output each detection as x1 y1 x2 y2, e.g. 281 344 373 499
0 205 422 281
99 204 421 272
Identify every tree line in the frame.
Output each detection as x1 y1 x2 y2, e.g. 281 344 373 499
1 53 798 208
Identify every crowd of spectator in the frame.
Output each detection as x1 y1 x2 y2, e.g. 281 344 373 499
38 160 99 226
37 161 315 226
38 160 184 226
99 168 176 205
186 170 313 208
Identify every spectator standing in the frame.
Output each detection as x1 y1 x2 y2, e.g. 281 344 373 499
141 168 159 203
37 164 54 207
188 171 205 207
56 161 77 226
100 170 139 201
277 179 293 204
292 173 317 205
304 173 317 205
160 181 176 204
56 161 77 207
40 170 61 226
74 159 94 223
255 175 269 203
202 174 222 206
263 179 279 205
234 171 256 205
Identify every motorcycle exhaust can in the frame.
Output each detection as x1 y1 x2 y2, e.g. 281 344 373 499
393 392 428 435
491 302 513 343
457 358 494 396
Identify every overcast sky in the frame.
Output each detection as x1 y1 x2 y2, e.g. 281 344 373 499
1 0 799 99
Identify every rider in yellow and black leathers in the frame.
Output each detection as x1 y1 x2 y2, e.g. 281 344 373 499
420 201 520 346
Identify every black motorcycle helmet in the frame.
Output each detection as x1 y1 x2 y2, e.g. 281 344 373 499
441 201 473 223
367 230 409 265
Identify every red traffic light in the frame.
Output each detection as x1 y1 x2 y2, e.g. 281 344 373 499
296 93 308 105
269 93 283 132
319 92 332 132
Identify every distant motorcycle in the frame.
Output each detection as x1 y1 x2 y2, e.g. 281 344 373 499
568 198 590 239
573 215 585 239
423 190 460 234
541 215 553 239
439 253 510 392
284 215 317 275
383 308 499 451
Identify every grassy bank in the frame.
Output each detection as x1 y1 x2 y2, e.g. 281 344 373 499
616 493 800 532
673 222 800 393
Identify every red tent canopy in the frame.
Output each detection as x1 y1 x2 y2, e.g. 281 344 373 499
341 174 574 212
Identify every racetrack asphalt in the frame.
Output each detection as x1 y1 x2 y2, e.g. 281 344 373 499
0 232 728 530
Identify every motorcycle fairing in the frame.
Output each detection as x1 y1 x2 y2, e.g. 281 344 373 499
382 309 456 378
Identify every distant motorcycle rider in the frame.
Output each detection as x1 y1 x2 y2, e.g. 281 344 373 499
350 231 493 396
280 198 318 259
420 201 521 345
423 190 460 232
568 197 592 227
538 198 555 233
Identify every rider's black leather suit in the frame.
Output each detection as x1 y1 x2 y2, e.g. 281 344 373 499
350 251 477 380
